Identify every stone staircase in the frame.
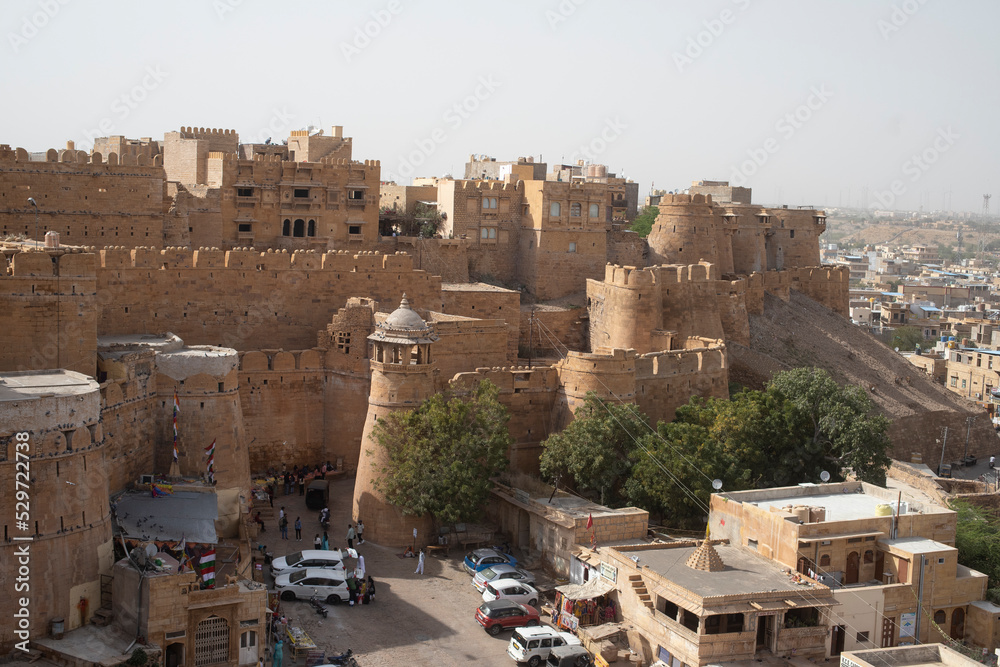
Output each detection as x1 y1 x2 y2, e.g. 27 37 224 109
629 574 654 610
91 607 113 627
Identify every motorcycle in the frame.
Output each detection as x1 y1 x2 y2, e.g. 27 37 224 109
325 648 357 667
306 593 328 618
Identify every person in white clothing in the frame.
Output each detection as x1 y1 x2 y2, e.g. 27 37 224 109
414 549 425 575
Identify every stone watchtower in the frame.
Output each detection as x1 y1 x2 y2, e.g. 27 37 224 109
352 295 438 546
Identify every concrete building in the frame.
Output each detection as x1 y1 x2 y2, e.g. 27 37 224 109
710 482 992 654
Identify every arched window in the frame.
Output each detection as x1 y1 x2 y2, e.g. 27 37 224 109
549 202 561 217
934 610 946 625
589 203 600 218
282 219 290 236
864 550 874 564
307 220 316 237
293 219 305 237
819 554 831 566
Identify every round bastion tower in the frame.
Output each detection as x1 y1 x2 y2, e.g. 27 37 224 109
352 295 438 547
646 194 730 272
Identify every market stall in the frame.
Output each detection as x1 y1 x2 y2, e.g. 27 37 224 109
553 577 617 630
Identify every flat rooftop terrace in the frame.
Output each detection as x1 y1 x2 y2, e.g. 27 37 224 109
724 482 950 522
625 543 825 599
0 370 98 401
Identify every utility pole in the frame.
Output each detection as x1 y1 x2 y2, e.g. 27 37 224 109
938 427 949 477
527 308 534 369
963 416 975 463
27 197 38 248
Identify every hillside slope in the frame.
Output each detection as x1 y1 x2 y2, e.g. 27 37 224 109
729 291 997 464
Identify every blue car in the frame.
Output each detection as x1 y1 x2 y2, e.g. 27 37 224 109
463 548 516 576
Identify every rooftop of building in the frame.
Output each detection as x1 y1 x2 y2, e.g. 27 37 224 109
0 369 98 402
842 643 984 667
881 536 955 556
115 487 218 543
721 481 951 521
617 542 825 599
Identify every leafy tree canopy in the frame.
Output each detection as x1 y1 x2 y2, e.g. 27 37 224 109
629 206 659 237
951 499 1000 604
539 393 649 507
540 369 892 530
767 367 892 486
369 379 512 525
890 325 924 352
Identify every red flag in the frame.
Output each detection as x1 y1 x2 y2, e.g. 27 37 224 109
587 513 593 530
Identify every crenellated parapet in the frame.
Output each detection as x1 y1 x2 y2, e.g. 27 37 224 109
96 246 418 272
177 126 238 140
0 144 164 169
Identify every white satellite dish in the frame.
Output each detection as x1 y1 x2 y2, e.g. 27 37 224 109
820 470 831 482
712 479 723 490
145 543 158 559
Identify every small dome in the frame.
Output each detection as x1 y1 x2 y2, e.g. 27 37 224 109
383 294 428 331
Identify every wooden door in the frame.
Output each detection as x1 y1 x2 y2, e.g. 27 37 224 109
881 616 896 647
846 551 860 584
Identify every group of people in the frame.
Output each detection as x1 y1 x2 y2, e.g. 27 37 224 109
275 507 302 541
309 519 364 552
261 461 338 506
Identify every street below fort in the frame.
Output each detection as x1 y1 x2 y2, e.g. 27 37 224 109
256 475 532 667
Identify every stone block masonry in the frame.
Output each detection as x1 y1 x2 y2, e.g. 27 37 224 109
96 248 443 350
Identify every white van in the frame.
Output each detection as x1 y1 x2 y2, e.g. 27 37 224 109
507 627 581 667
269 549 345 577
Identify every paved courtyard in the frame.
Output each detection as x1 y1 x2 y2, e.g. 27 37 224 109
256 475 538 667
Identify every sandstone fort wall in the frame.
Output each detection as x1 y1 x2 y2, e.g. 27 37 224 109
1 250 98 376
0 145 166 247
95 248 443 350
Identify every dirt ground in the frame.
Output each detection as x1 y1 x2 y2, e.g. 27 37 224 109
256 475 541 667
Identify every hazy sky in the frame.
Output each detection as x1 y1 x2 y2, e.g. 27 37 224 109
3 0 997 212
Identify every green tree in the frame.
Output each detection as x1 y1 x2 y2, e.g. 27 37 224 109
539 393 650 506
951 499 1000 603
629 206 659 237
369 379 511 525
890 325 924 352
414 202 443 238
766 367 892 485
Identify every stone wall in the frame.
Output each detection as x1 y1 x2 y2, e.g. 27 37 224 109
0 371 114 649
441 284 520 361
520 305 588 358
606 227 647 267
0 145 167 247
0 250 98 377
95 248 443 351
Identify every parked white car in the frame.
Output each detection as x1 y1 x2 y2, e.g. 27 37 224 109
274 568 350 604
507 627 582 667
473 564 536 593
270 549 345 577
483 578 540 608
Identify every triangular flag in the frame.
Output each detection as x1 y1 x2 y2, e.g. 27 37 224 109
586 513 593 530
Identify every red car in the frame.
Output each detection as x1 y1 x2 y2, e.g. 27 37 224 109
475 599 540 636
